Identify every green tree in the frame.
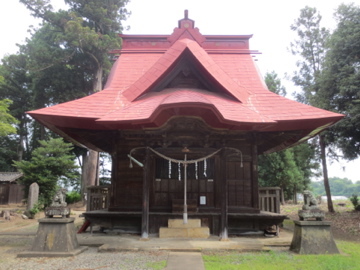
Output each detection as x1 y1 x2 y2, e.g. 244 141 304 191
0 54 33 161
319 3 360 160
311 177 360 198
259 71 319 202
264 71 287 96
13 138 79 206
259 149 303 202
0 99 18 136
19 0 130 195
290 6 336 212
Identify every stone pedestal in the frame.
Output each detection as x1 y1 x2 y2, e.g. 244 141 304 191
290 220 339 254
159 219 209 238
18 217 87 257
45 206 71 218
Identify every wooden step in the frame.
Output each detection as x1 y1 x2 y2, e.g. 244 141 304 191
168 219 201 228
159 227 210 238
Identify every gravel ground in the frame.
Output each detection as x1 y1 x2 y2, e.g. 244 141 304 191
0 236 168 270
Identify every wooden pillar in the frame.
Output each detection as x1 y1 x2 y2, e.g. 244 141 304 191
108 132 119 211
141 148 150 239
220 151 228 241
109 153 117 209
252 142 259 210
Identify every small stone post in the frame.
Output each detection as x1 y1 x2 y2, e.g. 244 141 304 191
27 182 39 211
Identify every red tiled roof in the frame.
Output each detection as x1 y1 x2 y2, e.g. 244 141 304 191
27 12 344 148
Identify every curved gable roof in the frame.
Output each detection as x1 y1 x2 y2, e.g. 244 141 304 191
122 38 250 102
27 11 344 152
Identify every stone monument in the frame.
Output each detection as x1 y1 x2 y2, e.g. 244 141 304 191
19 188 87 257
25 182 39 218
27 182 39 210
290 190 339 254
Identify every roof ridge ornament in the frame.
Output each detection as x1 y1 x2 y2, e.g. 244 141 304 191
178 9 195 29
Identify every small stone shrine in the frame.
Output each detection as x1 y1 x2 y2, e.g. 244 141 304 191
290 190 339 254
18 188 87 257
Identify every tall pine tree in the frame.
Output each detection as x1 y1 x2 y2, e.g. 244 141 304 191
290 6 335 212
19 0 130 197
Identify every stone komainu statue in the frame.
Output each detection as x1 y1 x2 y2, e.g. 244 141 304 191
45 188 70 218
51 188 67 207
302 190 318 210
298 190 324 221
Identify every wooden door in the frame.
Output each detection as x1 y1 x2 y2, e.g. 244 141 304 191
152 158 215 209
0 184 10 204
227 160 252 208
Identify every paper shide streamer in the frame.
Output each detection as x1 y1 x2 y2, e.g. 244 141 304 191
128 147 244 180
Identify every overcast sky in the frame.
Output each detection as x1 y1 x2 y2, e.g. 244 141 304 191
0 0 359 182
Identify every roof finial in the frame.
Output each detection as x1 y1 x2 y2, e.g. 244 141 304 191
177 10 195 29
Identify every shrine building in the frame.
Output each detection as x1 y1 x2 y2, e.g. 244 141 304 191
28 11 343 238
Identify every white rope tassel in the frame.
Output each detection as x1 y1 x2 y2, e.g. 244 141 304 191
168 160 171 179
204 159 207 177
195 161 198 180
178 162 181 181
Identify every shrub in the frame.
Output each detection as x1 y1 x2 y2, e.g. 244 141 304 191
350 194 360 211
66 191 82 204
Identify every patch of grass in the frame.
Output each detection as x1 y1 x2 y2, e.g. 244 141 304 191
146 260 167 270
203 241 360 270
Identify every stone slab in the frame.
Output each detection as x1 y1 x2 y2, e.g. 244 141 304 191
165 252 205 270
168 219 201 228
290 220 339 254
298 209 325 221
18 246 88 258
45 207 71 218
159 227 210 238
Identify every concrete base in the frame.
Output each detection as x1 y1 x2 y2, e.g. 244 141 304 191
18 217 88 257
290 220 339 254
159 219 209 239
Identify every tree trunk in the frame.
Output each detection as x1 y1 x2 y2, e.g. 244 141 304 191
17 132 24 162
80 65 103 205
280 187 285 205
40 125 45 140
319 134 334 212
93 65 103 93
81 150 99 204
17 119 27 162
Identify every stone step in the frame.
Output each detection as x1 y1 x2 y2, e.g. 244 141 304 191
159 227 210 239
168 219 201 228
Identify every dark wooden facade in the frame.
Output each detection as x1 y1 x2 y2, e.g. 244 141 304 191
82 117 286 236
0 172 25 205
0 183 25 205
